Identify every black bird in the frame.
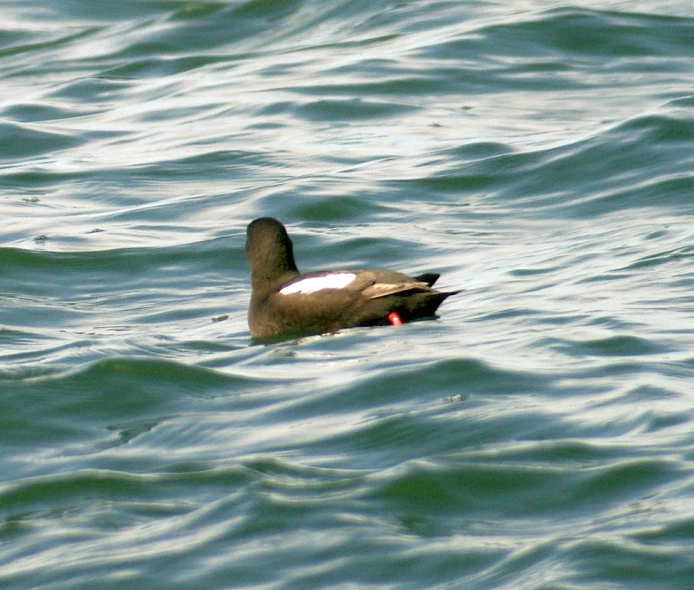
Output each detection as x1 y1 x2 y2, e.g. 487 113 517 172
245 217 459 341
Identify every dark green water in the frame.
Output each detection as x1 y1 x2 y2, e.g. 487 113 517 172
2 1 694 588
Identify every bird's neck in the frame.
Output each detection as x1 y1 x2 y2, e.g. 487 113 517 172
251 251 299 292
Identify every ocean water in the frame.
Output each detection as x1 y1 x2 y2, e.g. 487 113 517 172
1 0 694 588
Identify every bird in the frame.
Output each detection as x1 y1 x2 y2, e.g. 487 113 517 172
245 217 459 341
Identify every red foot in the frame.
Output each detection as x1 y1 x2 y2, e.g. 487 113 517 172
388 311 403 326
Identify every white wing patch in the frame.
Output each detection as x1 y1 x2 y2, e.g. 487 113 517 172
280 273 356 295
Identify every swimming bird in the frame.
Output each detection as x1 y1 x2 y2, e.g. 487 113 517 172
245 217 458 341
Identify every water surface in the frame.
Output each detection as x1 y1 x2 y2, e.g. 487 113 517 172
1 1 694 588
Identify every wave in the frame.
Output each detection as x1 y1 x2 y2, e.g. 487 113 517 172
405 101 694 217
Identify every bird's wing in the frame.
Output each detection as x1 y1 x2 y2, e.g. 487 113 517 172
361 281 432 300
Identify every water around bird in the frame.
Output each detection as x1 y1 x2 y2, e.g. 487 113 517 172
1 1 694 588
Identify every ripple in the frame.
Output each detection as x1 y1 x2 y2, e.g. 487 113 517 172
0 121 82 160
